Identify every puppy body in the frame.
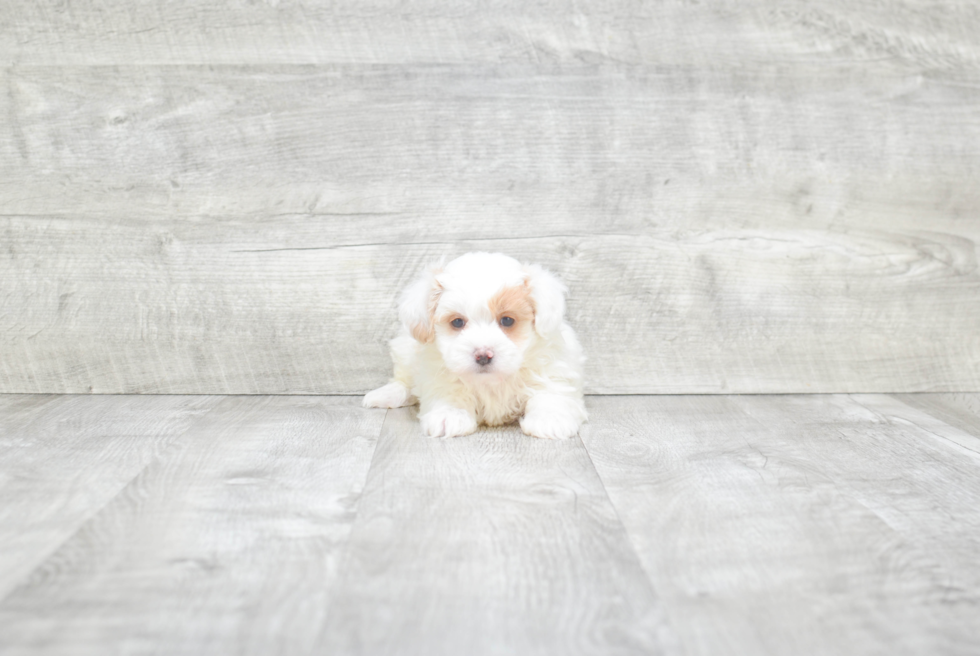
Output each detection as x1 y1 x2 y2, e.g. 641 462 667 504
364 252 587 439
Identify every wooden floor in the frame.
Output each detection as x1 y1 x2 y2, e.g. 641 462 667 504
1 393 979 656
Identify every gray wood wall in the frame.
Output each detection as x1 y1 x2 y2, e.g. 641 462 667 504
2 1 979 394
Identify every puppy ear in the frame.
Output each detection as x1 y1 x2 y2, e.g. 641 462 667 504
398 265 443 343
523 263 567 336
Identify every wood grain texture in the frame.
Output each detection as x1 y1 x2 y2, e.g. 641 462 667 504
0 394 219 600
315 406 678 656
3 2 980 394
3 213 978 394
582 395 980 656
893 393 980 445
3 392 980 654
7 63 979 220
0 396 383 656
2 1 978 68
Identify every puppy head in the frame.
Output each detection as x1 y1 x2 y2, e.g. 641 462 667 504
399 252 568 380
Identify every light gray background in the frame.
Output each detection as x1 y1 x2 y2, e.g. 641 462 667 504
3 1 979 394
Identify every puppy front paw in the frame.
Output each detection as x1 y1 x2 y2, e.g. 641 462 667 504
419 406 478 438
519 394 587 440
520 411 582 440
363 382 416 409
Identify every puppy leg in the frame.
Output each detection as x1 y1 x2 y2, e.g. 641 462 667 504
419 403 478 438
520 392 587 440
363 332 419 409
363 382 416 409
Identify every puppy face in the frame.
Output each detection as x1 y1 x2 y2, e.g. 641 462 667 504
434 281 535 379
398 252 568 381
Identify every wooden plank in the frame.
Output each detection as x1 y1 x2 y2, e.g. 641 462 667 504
0 396 383 655
3 216 979 394
859 393 980 457
0 394 219 600
0 394 60 432
893 393 980 444
1 0 688 66
314 406 678 656
2 1 977 69
5 64 980 220
0 0 943 67
581 395 980 656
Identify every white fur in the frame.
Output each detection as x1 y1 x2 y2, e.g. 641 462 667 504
362 382 416 409
363 252 587 439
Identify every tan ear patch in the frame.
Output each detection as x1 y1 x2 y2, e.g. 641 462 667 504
488 284 535 343
410 321 435 344
411 276 443 343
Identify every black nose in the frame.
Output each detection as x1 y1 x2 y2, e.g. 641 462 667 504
475 352 493 366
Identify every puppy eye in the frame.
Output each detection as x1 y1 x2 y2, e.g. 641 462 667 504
450 318 466 329
500 316 515 327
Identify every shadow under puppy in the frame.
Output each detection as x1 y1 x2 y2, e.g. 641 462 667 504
364 252 587 439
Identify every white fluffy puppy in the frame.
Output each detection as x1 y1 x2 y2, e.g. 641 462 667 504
364 252 587 439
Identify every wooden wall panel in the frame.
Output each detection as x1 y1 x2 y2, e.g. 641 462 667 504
4 216 978 394
3 2 978 69
2 3 979 394
4 64 980 219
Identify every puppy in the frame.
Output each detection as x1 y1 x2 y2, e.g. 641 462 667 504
363 252 587 439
